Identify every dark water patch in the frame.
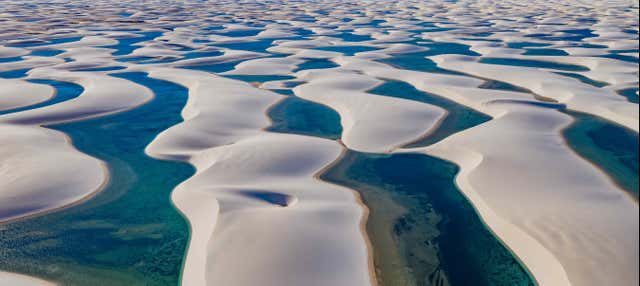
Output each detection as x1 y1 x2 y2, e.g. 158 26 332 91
321 151 535 286
266 96 342 140
459 37 502 42
0 68 30 79
0 72 194 285
599 53 639 63
182 61 240 73
215 29 262 37
506 42 550 49
0 79 83 116
421 42 479 56
378 51 465 75
29 49 64 57
74 66 127 72
478 79 531 93
480 57 590 71
574 43 609 49
609 49 639 54
116 56 154 63
182 50 224 59
617 88 639 104
555 29 597 41
563 111 639 198
554 72 609 87
270 89 295 96
222 74 295 83
522 48 568 56
314 45 382 56
294 58 339 72
7 36 83 48
420 27 458 33
212 39 274 53
103 31 163 56
335 32 374 42
0 56 23 63
368 80 490 147
290 28 314 36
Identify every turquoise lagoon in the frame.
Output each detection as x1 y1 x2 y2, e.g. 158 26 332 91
1 24 637 286
0 73 193 285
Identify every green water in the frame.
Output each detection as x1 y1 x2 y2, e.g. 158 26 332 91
0 72 194 285
563 111 639 198
480 57 590 71
321 151 535 286
368 80 491 147
617 88 639 104
267 96 342 140
554 72 609 87
260 75 533 285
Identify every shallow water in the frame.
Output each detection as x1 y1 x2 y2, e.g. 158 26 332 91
617 88 639 104
0 73 193 285
321 151 535 286
563 111 639 198
258 74 533 286
368 80 491 147
0 79 83 115
480 57 590 71
377 51 466 75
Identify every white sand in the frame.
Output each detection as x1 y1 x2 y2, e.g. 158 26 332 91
0 79 53 111
0 59 152 222
142 68 372 286
0 124 105 223
0 69 153 125
0 272 55 286
432 55 639 131
294 68 446 152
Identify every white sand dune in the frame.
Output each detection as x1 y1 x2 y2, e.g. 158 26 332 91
0 79 53 111
0 64 152 223
0 56 64 73
141 68 372 286
0 46 28 58
432 55 639 131
294 68 446 153
0 124 105 223
0 272 55 286
221 57 304 75
173 133 370 286
140 67 282 159
0 69 153 125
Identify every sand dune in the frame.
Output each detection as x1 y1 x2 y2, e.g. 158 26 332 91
0 124 105 223
432 55 639 131
0 69 153 125
0 79 53 111
294 69 446 152
142 68 372 286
